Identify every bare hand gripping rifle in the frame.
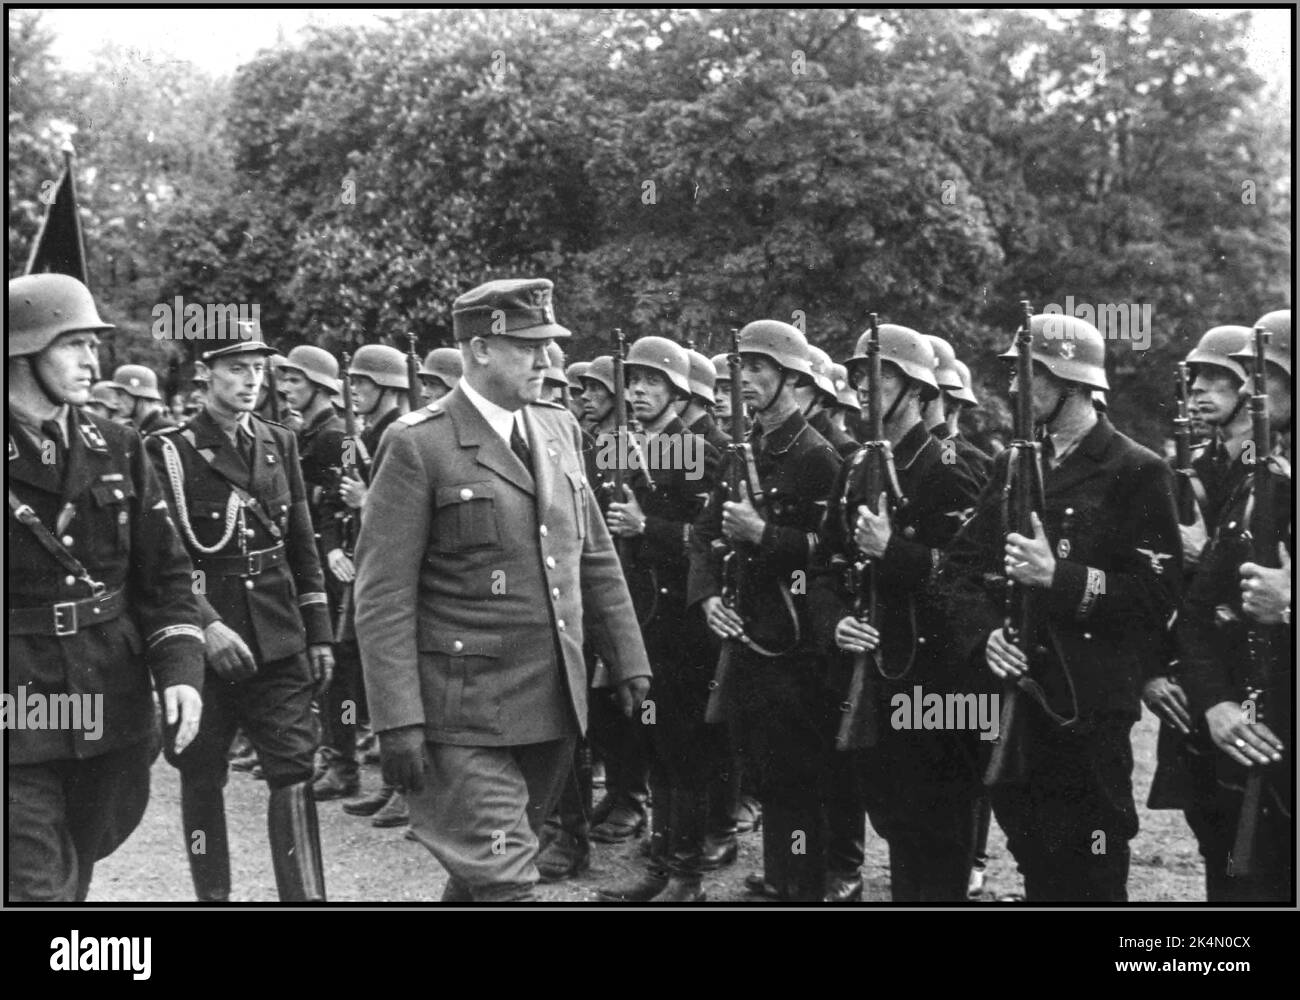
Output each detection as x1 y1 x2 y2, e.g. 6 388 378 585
705 328 762 724
1228 324 1284 877
836 313 907 750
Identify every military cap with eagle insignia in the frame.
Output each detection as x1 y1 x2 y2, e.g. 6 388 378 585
451 277 572 342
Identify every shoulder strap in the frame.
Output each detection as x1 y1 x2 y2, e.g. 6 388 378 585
7 488 104 592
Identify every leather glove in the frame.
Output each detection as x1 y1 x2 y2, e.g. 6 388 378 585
380 724 427 793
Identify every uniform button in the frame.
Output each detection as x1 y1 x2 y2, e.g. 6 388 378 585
546 556 556 569
244 579 255 590
1083 632 1092 640
245 529 256 539
1065 507 1075 516
917 636 926 644
552 587 560 599
211 511 221 519
557 619 566 631
460 488 474 501
61 534 74 546
65 575 77 586
113 489 124 500
540 525 548 537
452 640 464 652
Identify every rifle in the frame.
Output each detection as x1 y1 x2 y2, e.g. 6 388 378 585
405 331 422 411
985 300 1049 786
1228 324 1282 877
1173 361 1199 524
705 328 755 724
836 312 907 750
338 344 363 558
261 351 284 423
611 327 630 564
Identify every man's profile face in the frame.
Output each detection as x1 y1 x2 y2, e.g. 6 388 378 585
474 335 550 411
36 330 100 407
278 369 316 412
349 374 382 415
581 380 613 423
1190 367 1244 427
419 375 452 406
206 355 266 414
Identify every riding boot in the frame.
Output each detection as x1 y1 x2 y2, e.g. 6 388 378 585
181 781 231 901
268 780 327 901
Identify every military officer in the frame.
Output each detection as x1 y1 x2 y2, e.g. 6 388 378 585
598 336 721 901
418 347 464 407
818 324 984 901
690 320 843 902
8 274 205 902
353 277 651 902
112 363 176 435
939 313 1181 902
146 318 335 901
1180 310 1291 902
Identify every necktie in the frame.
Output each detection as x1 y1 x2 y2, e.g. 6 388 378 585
235 424 254 466
510 417 533 475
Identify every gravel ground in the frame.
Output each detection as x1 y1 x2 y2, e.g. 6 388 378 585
88 706 1203 903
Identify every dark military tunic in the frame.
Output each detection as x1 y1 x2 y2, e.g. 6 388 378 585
1179 449 1292 902
815 420 983 900
138 407 177 437
938 415 1182 902
932 423 993 489
808 408 859 461
689 407 842 900
146 407 330 787
8 407 205 900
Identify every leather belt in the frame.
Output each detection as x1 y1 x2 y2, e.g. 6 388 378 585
195 543 286 578
9 588 127 636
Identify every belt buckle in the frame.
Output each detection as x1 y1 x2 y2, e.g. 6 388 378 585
53 601 78 636
246 550 263 576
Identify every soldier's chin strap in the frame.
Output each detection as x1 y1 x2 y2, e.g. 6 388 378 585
25 354 71 411
1039 381 1076 431
753 371 789 415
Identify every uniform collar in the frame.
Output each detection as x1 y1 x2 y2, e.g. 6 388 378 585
460 377 519 446
893 420 934 469
203 404 253 444
752 408 807 455
9 401 70 447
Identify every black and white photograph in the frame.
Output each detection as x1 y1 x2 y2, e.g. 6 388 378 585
5 3 1293 949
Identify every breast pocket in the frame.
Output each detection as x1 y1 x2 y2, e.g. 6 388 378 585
90 480 135 552
431 481 501 552
566 470 588 539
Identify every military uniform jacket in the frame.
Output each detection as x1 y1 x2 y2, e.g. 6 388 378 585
689 411 732 454
938 416 1182 721
631 415 720 626
809 408 859 461
1179 451 1292 808
689 409 841 655
8 408 205 764
145 408 331 664
932 424 993 490
352 387 652 747
814 421 983 696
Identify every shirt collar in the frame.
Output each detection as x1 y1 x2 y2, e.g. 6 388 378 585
1047 410 1098 465
9 402 69 447
205 404 253 443
460 377 522 445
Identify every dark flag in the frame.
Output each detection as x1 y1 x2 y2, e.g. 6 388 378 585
25 144 89 286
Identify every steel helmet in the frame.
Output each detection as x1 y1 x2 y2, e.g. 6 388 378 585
736 320 814 382
927 336 964 394
544 342 569 386
348 344 409 390
686 349 716 402
1230 310 1292 377
112 364 164 401
949 359 979 407
420 347 464 389
8 273 115 357
711 353 732 383
998 313 1109 391
1185 326 1252 383
581 355 616 395
806 344 838 400
89 380 125 413
846 323 941 400
624 336 692 396
277 345 342 394
565 361 589 390
831 362 859 413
